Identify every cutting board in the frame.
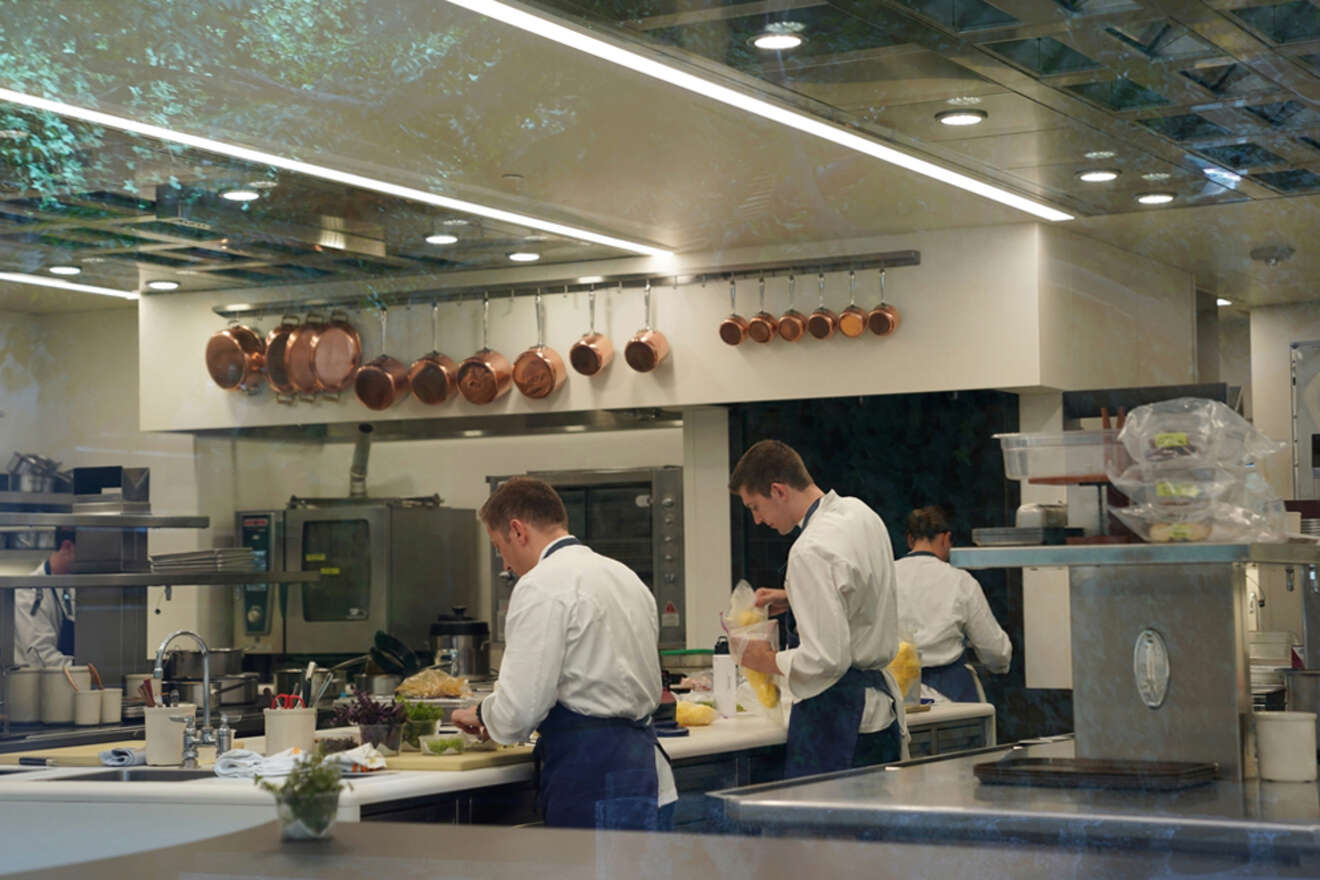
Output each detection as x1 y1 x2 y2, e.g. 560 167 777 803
385 744 534 772
0 738 243 767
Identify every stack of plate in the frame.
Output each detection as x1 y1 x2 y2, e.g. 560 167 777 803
1248 630 1294 701
1301 519 1320 537
149 548 255 573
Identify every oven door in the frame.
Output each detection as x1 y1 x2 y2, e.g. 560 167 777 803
285 506 389 655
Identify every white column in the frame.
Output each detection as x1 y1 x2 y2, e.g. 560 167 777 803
681 406 732 650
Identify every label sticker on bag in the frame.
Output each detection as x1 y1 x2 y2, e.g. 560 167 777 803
1154 432 1189 448
1156 481 1199 498
1168 524 1193 540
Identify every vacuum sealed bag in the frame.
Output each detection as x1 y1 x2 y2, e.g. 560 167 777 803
721 580 786 724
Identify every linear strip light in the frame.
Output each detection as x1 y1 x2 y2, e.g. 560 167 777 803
444 0 1074 223
0 88 672 259
0 271 139 300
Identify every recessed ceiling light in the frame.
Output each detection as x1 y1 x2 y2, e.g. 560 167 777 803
1077 169 1120 183
425 233 459 245
935 109 987 127
751 21 806 51
0 271 137 300
1136 192 1176 205
577 275 606 284
946 96 983 106
436 0 1071 222
146 280 180 291
1204 167 1242 185
219 187 260 202
1141 171 1171 182
48 265 81 276
1217 297 1232 307
507 251 540 262
1084 150 1117 160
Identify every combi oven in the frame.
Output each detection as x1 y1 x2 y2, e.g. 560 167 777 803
487 467 684 649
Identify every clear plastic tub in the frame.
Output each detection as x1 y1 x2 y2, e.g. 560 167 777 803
994 430 1129 484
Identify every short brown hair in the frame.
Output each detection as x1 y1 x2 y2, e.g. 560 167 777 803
728 439 813 497
906 506 951 541
480 476 568 533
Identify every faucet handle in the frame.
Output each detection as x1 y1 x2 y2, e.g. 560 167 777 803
216 714 234 755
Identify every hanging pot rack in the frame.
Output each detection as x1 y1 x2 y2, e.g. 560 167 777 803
210 249 920 320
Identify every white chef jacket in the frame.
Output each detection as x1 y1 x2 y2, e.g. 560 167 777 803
13 562 76 668
776 491 900 734
895 553 1012 672
480 537 676 805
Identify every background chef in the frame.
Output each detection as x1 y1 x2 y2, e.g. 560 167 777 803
13 527 77 668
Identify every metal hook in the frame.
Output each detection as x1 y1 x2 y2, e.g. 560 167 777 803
431 301 440 351
588 284 597 334
817 272 826 307
535 289 545 348
788 274 796 306
644 279 653 330
759 276 766 312
848 270 856 306
879 268 887 302
482 292 490 350
729 277 737 312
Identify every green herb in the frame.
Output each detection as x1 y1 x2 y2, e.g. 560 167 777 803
256 751 348 837
424 735 465 755
399 699 447 722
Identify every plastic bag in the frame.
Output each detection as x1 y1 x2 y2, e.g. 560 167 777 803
1113 397 1284 470
721 580 782 715
395 667 470 699
675 701 718 727
886 641 922 704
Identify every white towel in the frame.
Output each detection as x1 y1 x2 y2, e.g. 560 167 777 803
99 747 146 767
322 743 387 773
213 747 307 778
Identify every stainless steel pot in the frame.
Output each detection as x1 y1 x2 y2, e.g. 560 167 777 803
275 668 346 703
165 647 245 679
353 673 402 696
172 673 258 707
430 610 491 678
14 472 54 493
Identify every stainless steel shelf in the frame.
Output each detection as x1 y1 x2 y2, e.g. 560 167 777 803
0 513 209 529
0 491 72 507
950 542 1320 570
0 571 319 589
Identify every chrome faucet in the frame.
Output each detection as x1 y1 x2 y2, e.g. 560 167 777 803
153 629 214 749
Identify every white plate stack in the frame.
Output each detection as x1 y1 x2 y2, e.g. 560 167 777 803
149 548 255 573
1250 631 1295 704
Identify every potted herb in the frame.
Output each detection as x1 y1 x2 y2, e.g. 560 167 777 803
257 751 346 842
333 690 405 754
398 699 447 751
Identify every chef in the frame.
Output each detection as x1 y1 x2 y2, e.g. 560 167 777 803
451 476 677 830
13 528 77 667
895 506 1011 702
730 439 907 778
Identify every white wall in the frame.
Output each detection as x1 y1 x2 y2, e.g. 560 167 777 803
1220 312 1252 419
1249 302 1320 497
0 310 47 463
139 225 1046 433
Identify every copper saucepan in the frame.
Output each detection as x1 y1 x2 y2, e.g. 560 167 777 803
458 293 513 404
625 280 670 373
264 316 300 402
778 274 806 342
309 310 363 394
285 312 326 399
205 323 265 392
806 273 838 340
868 268 902 336
838 270 867 338
514 290 568 400
354 308 411 410
746 277 779 344
409 302 459 405
718 278 748 346
569 286 613 377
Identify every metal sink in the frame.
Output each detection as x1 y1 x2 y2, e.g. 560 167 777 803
45 767 216 782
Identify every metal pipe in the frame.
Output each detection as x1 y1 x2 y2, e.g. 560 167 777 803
152 629 211 735
349 423 373 497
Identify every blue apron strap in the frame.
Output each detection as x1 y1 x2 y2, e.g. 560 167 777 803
542 536 582 559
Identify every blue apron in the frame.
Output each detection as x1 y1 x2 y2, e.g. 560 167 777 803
529 535 663 830
921 652 980 702
782 498 902 778
31 575 75 658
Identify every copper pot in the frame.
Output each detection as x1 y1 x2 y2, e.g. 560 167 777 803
746 277 778 344
806 273 837 340
569 287 613 377
868 270 901 336
718 278 748 346
409 303 459 405
625 281 669 373
205 323 265 392
778 275 806 342
458 294 513 404
309 311 362 393
354 309 411 410
513 291 568 400
838 270 867 338
285 313 326 397
264 316 300 400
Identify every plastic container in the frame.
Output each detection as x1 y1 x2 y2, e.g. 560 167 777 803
263 707 317 756
144 703 196 765
713 636 737 719
1256 711 1318 782
1251 631 1295 664
74 690 101 726
993 431 1128 484
5 668 41 723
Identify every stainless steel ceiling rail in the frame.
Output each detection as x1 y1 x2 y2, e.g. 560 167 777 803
211 249 920 319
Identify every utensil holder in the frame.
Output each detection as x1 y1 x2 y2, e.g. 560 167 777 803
144 703 196 765
74 691 101 726
100 687 123 724
264 707 317 756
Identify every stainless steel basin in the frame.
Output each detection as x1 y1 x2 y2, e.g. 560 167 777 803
45 767 216 782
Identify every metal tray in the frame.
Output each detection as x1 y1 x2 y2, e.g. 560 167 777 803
974 756 1218 791
971 527 1082 546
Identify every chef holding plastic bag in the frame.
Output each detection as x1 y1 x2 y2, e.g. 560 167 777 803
728 439 907 778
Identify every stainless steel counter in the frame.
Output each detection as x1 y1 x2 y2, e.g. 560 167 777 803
712 739 1320 859
950 541 1320 569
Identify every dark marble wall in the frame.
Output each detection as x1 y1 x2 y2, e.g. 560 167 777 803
727 391 1073 743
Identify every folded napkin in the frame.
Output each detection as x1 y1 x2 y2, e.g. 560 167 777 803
99 747 147 767
322 743 386 773
213 747 306 778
